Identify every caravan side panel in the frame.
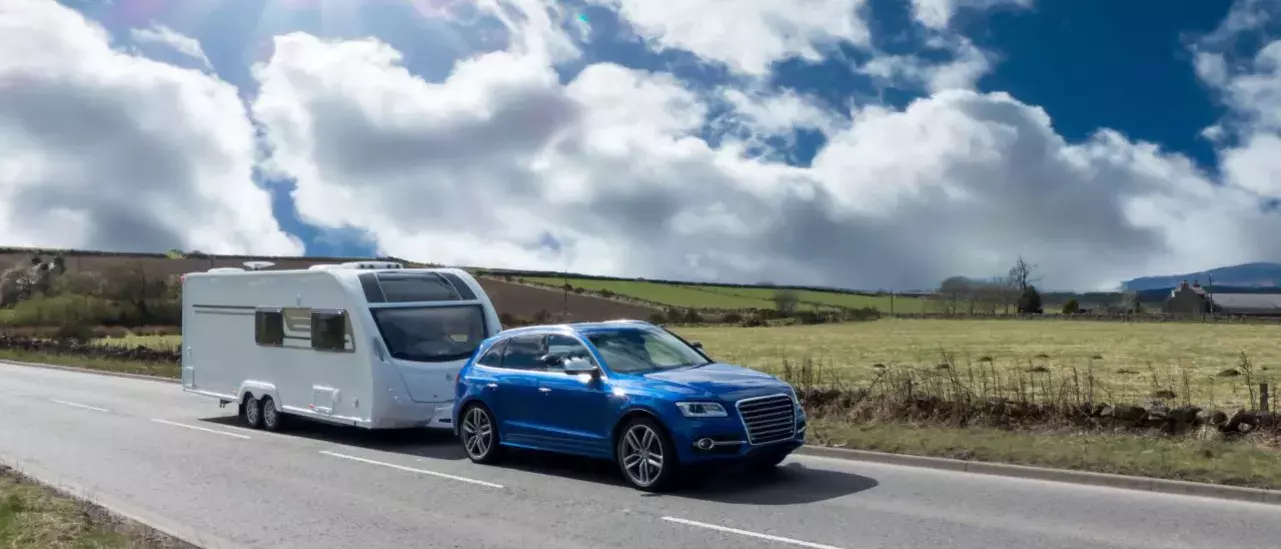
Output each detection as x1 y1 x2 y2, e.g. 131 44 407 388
181 271 377 427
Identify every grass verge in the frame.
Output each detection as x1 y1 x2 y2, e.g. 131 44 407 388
0 465 189 548
0 350 178 379
810 417 1281 490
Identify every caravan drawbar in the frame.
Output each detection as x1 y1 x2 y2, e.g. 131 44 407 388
180 261 503 431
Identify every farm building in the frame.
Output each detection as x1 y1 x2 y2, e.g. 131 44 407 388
1162 280 1281 316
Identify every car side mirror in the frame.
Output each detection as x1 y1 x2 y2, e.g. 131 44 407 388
563 357 599 376
690 340 703 350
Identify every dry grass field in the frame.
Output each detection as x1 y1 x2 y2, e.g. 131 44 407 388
674 319 1281 409
96 319 1281 409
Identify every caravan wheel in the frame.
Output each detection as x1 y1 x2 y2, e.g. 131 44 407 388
261 396 285 431
242 395 263 429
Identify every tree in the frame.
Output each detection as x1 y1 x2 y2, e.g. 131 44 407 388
1018 285 1043 314
772 289 800 316
1061 298 1081 315
101 264 173 325
1007 256 1035 293
938 276 972 314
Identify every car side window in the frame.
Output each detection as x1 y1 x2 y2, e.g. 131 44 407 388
545 334 596 371
500 335 546 370
475 340 507 367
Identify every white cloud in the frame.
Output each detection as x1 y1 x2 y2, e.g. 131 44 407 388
0 0 300 255
130 24 213 70
1194 0 1281 213
249 31 1281 291
911 0 1035 29
719 87 841 136
859 35 993 93
587 0 871 76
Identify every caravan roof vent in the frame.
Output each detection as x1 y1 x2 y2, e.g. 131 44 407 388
208 267 246 274
338 261 404 270
243 261 275 271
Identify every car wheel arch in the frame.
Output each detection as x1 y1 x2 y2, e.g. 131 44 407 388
611 408 671 458
455 397 490 436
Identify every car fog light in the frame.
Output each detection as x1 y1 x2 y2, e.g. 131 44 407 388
695 438 715 450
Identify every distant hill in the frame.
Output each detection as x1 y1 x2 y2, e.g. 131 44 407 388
1122 262 1281 291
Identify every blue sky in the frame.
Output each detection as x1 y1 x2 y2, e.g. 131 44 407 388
6 0 1281 290
81 0 1234 258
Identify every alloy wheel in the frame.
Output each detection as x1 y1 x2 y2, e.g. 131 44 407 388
462 406 494 459
244 397 261 428
619 424 664 488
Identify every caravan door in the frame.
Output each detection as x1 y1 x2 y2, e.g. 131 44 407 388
370 303 492 403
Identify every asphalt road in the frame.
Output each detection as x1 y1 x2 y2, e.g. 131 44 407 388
1 362 1279 549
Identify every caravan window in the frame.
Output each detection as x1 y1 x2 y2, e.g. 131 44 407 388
370 305 487 362
255 310 284 346
373 273 460 302
311 310 348 352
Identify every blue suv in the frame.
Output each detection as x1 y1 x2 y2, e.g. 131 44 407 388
452 319 807 491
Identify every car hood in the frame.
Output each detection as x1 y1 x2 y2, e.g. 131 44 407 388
638 362 788 398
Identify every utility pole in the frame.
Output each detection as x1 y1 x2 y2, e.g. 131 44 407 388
1207 273 1215 319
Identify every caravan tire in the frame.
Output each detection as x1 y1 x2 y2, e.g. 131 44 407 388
261 396 285 431
242 395 263 429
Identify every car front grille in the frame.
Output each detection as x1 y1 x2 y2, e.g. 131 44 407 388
736 394 797 445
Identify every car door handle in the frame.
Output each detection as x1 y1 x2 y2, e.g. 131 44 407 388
538 387 552 393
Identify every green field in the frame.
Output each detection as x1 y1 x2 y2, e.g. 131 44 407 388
519 276 931 312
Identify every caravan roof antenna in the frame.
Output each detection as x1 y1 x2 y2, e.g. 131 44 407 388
243 261 275 271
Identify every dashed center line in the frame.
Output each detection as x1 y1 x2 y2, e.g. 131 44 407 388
150 418 252 439
319 450 505 489
662 517 844 549
49 399 110 413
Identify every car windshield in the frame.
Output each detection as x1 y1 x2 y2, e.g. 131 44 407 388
371 305 487 362
586 327 711 373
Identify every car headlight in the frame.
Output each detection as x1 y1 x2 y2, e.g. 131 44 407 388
675 401 728 418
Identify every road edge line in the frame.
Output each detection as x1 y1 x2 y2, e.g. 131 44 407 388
0 453 247 549
795 444 1281 506
0 358 180 384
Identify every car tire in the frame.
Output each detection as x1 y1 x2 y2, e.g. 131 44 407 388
261 396 285 432
242 395 263 429
459 403 502 464
615 416 680 492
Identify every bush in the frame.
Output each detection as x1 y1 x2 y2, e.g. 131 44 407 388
53 322 94 343
845 306 880 321
723 311 743 323
3 294 122 327
1062 298 1081 315
772 289 800 316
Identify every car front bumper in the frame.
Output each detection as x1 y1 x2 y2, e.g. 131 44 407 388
671 408 808 465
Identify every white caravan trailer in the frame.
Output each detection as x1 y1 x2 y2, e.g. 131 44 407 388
180 261 503 431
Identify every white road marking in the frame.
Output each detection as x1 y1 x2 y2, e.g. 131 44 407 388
661 517 844 549
150 419 252 439
319 450 505 489
49 399 110 413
